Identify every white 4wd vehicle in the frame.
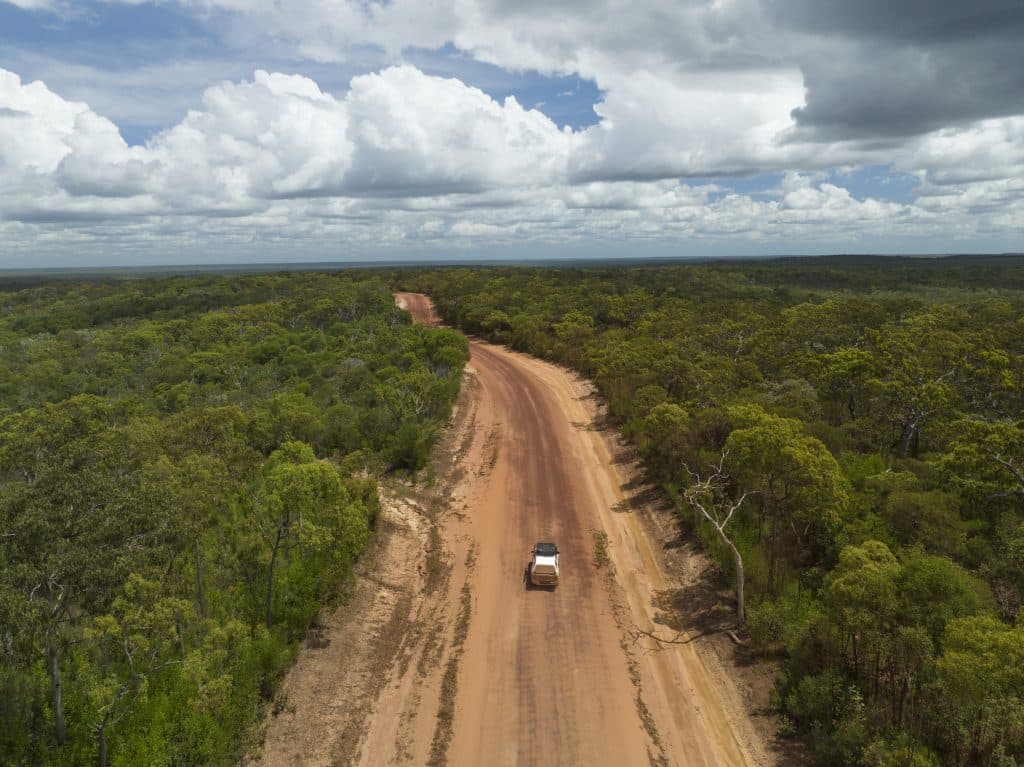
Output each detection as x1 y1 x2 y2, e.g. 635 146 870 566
529 542 559 587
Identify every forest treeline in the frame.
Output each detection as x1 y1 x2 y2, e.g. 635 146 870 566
0 273 468 766
404 257 1024 767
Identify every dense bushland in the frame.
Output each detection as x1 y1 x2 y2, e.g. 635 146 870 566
405 256 1024 766
0 272 468 766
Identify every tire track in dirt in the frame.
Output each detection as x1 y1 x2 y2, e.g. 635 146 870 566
392 293 769 767
446 340 645 766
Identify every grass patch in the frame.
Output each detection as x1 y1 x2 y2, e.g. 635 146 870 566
427 575 473 767
592 528 611 568
424 521 447 596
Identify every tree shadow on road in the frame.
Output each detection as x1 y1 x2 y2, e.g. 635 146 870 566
651 568 736 640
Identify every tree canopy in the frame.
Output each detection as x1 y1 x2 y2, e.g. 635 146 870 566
0 272 467 766
404 256 1024 766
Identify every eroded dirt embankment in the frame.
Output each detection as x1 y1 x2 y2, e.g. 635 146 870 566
249 292 775 767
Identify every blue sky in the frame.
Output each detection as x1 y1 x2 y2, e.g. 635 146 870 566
0 4 604 142
0 0 1020 266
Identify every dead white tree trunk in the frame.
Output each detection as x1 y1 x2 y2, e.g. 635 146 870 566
683 452 753 627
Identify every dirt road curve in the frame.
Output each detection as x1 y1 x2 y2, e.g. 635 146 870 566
390 293 765 767
251 293 769 767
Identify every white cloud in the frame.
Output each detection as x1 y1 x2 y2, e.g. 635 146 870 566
1 65 573 218
0 69 161 223
0 69 87 175
342 66 574 194
570 65 806 181
126 0 812 182
893 119 1024 240
145 70 354 210
1 0 56 8
904 118 1024 188
118 66 572 205
0 59 1021 263
66 0 951 185
155 0 1023 145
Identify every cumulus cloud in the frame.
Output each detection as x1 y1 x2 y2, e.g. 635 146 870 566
342 66 574 195
2 0 1023 263
570 66 806 181
1 59 1020 260
897 118 1024 232
903 118 1024 188
0 68 88 176
129 66 573 204
0 69 159 223
0 65 574 218
12 0 1024 174
93 0 1023 144
2 0 56 8
143 70 354 211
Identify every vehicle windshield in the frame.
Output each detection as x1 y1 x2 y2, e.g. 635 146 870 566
534 542 558 556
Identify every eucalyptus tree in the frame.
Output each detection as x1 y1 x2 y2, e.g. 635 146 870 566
247 442 370 630
935 616 1024 765
84 574 191 767
0 396 156 748
725 405 848 593
868 309 967 458
682 451 755 626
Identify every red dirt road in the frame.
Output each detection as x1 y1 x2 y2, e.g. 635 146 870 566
387 293 766 767
250 294 769 767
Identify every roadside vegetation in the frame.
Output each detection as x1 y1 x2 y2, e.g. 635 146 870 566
0 272 468 766
405 256 1024 767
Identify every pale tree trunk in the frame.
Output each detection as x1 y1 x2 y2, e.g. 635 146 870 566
97 723 107 767
705 526 746 626
49 645 65 746
896 419 917 458
683 465 751 628
727 539 745 627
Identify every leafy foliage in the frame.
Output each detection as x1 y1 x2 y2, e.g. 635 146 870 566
0 272 467 766
403 257 1024 765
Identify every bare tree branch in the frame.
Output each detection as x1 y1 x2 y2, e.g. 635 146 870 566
680 449 753 627
991 452 1024 490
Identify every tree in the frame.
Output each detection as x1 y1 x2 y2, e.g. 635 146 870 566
682 451 754 625
883 490 965 558
896 551 984 646
0 273 452 765
809 347 876 422
85 574 191 767
140 454 235 619
726 405 848 593
940 417 1024 503
862 734 941 767
935 616 1024 765
0 397 157 748
552 311 595 367
868 311 965 458
641 403 691 484
248 442 370 630
825 541 900 684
